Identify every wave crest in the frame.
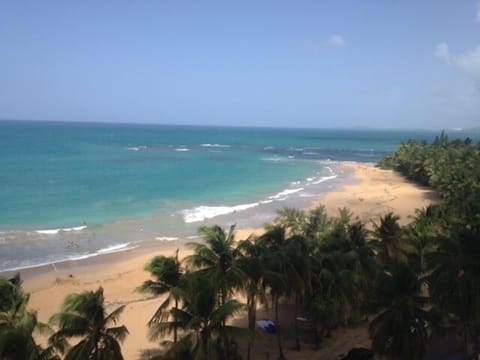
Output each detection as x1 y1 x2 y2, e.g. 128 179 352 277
36 225 87 235
182 203 259 223
201 143 231 148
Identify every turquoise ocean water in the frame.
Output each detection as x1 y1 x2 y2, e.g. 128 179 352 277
0 121 473 272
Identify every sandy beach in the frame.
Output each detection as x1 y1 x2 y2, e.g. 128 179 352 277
21 163 437 359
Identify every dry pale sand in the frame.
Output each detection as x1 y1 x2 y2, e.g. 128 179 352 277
320 163 437 226
23 163 437 360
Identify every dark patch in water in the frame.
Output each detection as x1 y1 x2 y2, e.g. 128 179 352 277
207 155 238 162
261 146 389 162
108 156 188 163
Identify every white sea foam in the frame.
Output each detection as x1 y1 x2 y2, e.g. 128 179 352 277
36 225 87 235
262 157 283 162
125 146 146 151
268 188 304 200
69 243 138 261
1 243 137 272
201 143 231 148
155 236 179 241
68 253 97 261
97 243 135 254
260 199 274 204
2 260 63 272
175 148 190 152
182 203 259 223
310 175 337 185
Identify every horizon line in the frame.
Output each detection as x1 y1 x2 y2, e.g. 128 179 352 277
0 117 470 133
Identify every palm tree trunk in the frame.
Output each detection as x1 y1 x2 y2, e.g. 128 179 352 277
275 294 286 360
94 338 99 360
471 312 479 360
312 319 321 350
247 292 256 360
174 298 178 344
294 292 300 351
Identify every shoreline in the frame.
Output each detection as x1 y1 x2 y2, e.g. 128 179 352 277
1 161 354 277
19 162 437 359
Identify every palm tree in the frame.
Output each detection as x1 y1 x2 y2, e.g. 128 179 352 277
372 212 407 265
49 287 128 360
160 272 250 360
347 221 378 319
348 221 377 279
258 225 289 359
276 205 331 242
184 225 247 358
428 225 480 357
274 207 306 236
0 274 59 360
311 214 366 323
302 205 330 241
286 234 311 350
369 261 439 360
184 225 245 308
236 236 268 360
311 249 361 328
406 207 438 276
139 252 183 344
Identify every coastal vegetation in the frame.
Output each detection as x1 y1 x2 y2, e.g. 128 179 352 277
0 133 479 359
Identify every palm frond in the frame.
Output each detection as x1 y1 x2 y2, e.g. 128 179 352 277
104 304 126 326
105 325 129 343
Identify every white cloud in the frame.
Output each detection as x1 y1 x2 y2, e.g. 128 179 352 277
328 34 346 48
435 43 480 86
434 42 451 63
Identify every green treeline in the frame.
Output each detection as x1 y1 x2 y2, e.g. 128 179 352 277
379 131 480 217
1 133 479 360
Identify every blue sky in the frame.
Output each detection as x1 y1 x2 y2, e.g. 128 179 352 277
0 1 479 129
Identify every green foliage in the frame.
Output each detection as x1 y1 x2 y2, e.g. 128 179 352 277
378 133 480 220
184 224 246 305
159 272 250 360
308 294 341 325
369 262 440 360
428 225 480 352
49 287 128 360
376 132 480 358
139 252 185 345
140 134 480 358
0 274 59 360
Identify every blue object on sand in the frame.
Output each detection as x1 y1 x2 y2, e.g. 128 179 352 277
266 324 276 334
256 319 276 334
